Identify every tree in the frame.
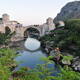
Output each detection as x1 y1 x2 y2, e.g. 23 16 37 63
5 26 11 35
40 19 80 56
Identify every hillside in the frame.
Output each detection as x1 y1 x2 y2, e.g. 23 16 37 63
54 1 80 22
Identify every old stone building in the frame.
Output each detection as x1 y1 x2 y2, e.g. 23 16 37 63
0 14 57 41
0 14 23 33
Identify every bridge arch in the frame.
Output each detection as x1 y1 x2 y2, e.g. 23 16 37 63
24 27 40 39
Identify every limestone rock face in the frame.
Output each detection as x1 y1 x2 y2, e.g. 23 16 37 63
54 1 80 22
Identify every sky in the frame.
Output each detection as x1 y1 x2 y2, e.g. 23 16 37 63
0 0 78 25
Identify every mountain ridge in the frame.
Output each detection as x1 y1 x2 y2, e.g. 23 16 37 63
54 1 80 22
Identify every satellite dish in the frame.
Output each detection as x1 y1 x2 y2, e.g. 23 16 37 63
24 38 41 51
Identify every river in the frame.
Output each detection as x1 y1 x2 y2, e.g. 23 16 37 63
15 38 55 70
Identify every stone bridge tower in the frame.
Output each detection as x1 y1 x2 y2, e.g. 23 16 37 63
46 17 55 31
2 14 10 23
40 17 55 36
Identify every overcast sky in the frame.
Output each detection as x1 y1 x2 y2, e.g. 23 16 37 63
0 0 77 25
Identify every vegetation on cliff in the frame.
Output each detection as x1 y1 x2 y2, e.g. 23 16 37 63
41 19 80 57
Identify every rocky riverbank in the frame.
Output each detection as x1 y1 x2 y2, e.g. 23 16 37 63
39 18 80 72
40 40 80 72
40 34 80 72
0 40 26 51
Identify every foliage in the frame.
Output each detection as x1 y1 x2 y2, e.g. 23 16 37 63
61 55 73 65
40 19 80 56
13 63 55 80
5 26 11 35
0 48 80 80
0 48 17 80
0 28 15 45
13 61 80 80
52 66 80 80
62 55 73 62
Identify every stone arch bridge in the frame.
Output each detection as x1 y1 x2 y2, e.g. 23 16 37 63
15 22 55 40
0 14 65 41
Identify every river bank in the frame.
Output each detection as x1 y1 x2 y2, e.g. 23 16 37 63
39 19 80 72
1 35 80 72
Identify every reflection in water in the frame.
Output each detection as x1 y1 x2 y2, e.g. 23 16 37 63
15 50 49 70
15 38 54 71
24 38 40 51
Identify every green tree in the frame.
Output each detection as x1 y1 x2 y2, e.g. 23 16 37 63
5 26 11 35
40 19 80 56
52 66 80 80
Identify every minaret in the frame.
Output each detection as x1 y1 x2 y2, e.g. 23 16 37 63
2 14 10 23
